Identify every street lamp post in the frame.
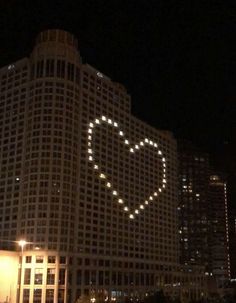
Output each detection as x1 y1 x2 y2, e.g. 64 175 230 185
17 240 26 303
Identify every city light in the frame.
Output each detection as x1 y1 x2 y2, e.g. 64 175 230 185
87 116 167 220
18 240 27 249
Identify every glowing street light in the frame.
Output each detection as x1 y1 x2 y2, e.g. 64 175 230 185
18 240 26 249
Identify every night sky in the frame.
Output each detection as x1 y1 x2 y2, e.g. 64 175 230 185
0 1 236 205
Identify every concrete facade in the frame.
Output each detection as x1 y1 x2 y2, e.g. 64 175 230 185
0 29 206 303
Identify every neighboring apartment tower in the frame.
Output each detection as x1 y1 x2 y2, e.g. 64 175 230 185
229 212 236 279
178 141 210 269
0 30 180 303
208 174 230 288
178 141 231 293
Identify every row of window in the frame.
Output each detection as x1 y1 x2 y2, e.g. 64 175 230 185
31 60 80 83
22 288 64 303
22 268 65 285
24 255 66 264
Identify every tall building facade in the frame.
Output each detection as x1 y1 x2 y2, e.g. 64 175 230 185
178 141 230 293
229 211 236 279
208 174 230 288
178 141 210 269
0 29 180 303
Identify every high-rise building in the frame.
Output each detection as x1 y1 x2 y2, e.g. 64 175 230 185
229 211 236 279
178 141 230 294
178 141 210 269
0 29 181 303
208 174 230 288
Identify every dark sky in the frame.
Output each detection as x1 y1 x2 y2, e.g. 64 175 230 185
0 1 235 162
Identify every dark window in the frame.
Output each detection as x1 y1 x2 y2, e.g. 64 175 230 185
75 67 80 83
46 59 54 77
47 268 55 285
99 271 103 285
46 289 54 303
36 60 44 78
36 256 43 263
57 60 65 78
77 270 82 285
59 268 65 285
67 63 74 81
59 256 66 264
48 256 56 263
58 289 64 303
25 256 32 263
23 289 30 303
33 289 42 303
24 268 31 284
84 270 90 285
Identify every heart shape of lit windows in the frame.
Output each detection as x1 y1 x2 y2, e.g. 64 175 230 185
87 116 167 219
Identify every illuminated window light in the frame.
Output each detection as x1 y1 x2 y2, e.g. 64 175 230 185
149 196 153 201
154 192 158 196
114 122 118 127
95 119 100 124
159 188 162 192
135 209 139 214
100 173 106 179
130 148 134 153
158 150 162 155
8 64 15 70
162 157 166 162
118 199 123 204
145 201 149 205
124 206 129 211
102 116 107 121
163 179 166 183
88 128 92 134
88 135 92 140
106 182 111 188
112 190 118 196
88 156 93 161
140 142 144 146
140 205 144 209
125 139 129 145
150 140 153 145
145 138 149 143
163 163 166 167
89 122 94 128
163 184 166 188
97 72 103 78
154 143 157 147
88 142 91 147
108 119 112 124
94 165 98 170
135 145 139 149
129 214 134 219
88 149 93 154
119 131 124 136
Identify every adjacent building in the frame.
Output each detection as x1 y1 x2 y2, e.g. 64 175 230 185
0 29 183 303
178 141 230 294
178 141 210 269
208 174 230 289
229 212 236 280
